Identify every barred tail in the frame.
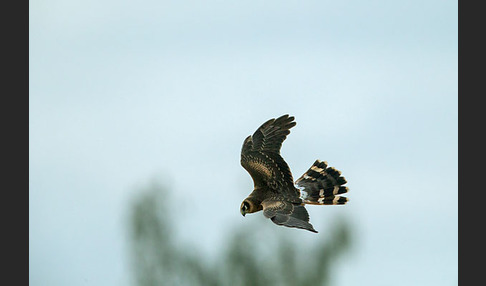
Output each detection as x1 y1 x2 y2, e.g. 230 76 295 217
295 160 349 205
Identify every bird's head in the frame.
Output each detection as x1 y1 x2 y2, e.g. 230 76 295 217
240 198 262 216
240 200 250 217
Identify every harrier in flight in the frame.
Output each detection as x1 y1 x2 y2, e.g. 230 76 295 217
240 115 348 233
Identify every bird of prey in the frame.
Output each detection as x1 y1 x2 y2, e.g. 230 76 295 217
239 114 348 233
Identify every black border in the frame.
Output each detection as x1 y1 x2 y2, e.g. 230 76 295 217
7 0 29 283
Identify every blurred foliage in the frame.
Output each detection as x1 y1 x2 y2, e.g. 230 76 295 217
128 182 352 286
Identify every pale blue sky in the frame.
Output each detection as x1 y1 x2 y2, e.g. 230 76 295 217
30 1 457 285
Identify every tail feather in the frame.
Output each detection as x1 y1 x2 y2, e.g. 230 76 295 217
296 160 349 205
304 195 348 205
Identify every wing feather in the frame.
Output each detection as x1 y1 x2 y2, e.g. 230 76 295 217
240 115 298 198
262 200 317 233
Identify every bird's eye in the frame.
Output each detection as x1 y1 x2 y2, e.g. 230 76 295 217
243 202 249 211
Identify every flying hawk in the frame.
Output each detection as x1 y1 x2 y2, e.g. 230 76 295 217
239 114 349 233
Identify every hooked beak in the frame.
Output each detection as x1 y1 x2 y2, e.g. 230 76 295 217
240 209 246 217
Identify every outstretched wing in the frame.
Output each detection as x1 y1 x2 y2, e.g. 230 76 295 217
262 199 317 233
240 115 298 197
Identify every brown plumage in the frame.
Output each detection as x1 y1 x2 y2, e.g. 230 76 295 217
240 115 349 233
